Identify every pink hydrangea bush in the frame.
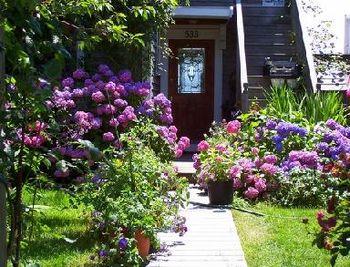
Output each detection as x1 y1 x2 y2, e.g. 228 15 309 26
229 155 280 200
47 65 189 181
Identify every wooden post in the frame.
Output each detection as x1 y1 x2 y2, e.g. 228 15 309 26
0 27 7 267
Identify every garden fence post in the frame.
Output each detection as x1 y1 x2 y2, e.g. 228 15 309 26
0 27 7 267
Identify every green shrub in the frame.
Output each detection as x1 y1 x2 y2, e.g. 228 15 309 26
265 85 347 124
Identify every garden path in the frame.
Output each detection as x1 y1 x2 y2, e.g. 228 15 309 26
147 185 247 267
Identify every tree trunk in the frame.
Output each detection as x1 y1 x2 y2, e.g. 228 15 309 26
0 27 7 267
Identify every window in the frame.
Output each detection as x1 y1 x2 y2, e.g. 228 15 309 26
345 15 350 54
177 48 205 94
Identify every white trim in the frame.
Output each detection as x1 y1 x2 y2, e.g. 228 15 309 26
173 6 233 19
160 24 226 123
345 15 350 54
214 38 223 121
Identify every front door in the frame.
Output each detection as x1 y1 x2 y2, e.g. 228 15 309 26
168 39 215 142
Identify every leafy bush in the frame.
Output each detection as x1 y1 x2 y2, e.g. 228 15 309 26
265 85 347 124
79 126 188 265
272 169 337 207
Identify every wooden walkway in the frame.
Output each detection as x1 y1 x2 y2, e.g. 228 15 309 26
147 186 247 267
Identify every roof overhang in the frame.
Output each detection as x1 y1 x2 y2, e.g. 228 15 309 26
173 6 234 19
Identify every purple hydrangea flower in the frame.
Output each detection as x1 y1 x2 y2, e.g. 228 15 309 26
72 88 84 98
72 68 87 80
266 119 277 130
118 69 132 83
62 77 74 88
244 187 259 199
102 132 115 142
91 91 106 103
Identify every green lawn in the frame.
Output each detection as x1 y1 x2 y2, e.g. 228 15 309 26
20 187 95 266
233 203 350 267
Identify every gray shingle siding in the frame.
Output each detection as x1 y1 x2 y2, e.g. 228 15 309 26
181 0 233 6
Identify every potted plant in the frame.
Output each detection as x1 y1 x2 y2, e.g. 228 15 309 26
194 120 242 205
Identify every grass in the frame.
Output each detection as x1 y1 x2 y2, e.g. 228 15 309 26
18 186 95 266
232 203 350 267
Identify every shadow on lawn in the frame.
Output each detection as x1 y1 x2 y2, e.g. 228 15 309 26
22 211 95 261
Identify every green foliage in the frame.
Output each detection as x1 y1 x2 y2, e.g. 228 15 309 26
78 137 188 265
265 85 299 119
272 169 338 207
265 85 347 124
299 90 347 125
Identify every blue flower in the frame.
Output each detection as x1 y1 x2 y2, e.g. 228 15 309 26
275 142 283 153
317 142 329 152
118 238 128 250
272 135 283 144
99 250 109 257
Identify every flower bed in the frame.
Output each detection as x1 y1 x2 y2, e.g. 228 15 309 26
3 65 190 265
194 108 349 265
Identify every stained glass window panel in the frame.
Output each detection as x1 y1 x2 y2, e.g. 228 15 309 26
178 48 205 94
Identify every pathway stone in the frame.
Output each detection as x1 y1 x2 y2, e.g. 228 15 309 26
147 186 247 267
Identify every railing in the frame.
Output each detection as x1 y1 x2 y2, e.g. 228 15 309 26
235 0 249 112
291 0 318 92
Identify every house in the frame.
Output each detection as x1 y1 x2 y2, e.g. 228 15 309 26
155 0 350 142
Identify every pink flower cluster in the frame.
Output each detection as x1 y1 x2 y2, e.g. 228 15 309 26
197 140 209 152
229 154 279 200
156 126 190 157
226 120 241 134
18 121 47 148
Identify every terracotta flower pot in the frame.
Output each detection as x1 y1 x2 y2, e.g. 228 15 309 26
207 180 233 205
135 230 150 257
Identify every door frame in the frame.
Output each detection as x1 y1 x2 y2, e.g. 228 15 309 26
160 24 227 122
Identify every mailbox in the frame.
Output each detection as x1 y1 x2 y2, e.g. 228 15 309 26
264 58 302 78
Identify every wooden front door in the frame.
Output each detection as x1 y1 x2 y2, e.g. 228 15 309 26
168 39 215 142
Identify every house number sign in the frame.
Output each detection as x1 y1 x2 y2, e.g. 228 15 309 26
185 30 199 39
262 0 284 7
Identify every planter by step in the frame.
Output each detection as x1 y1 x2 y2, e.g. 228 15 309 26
135 230 150 257
207 180 233 205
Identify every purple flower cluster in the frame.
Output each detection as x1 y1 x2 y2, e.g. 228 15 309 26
49 65 182 147
282 150 320 171
261 120 308 153
317 120 350 160
153 93 173 124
